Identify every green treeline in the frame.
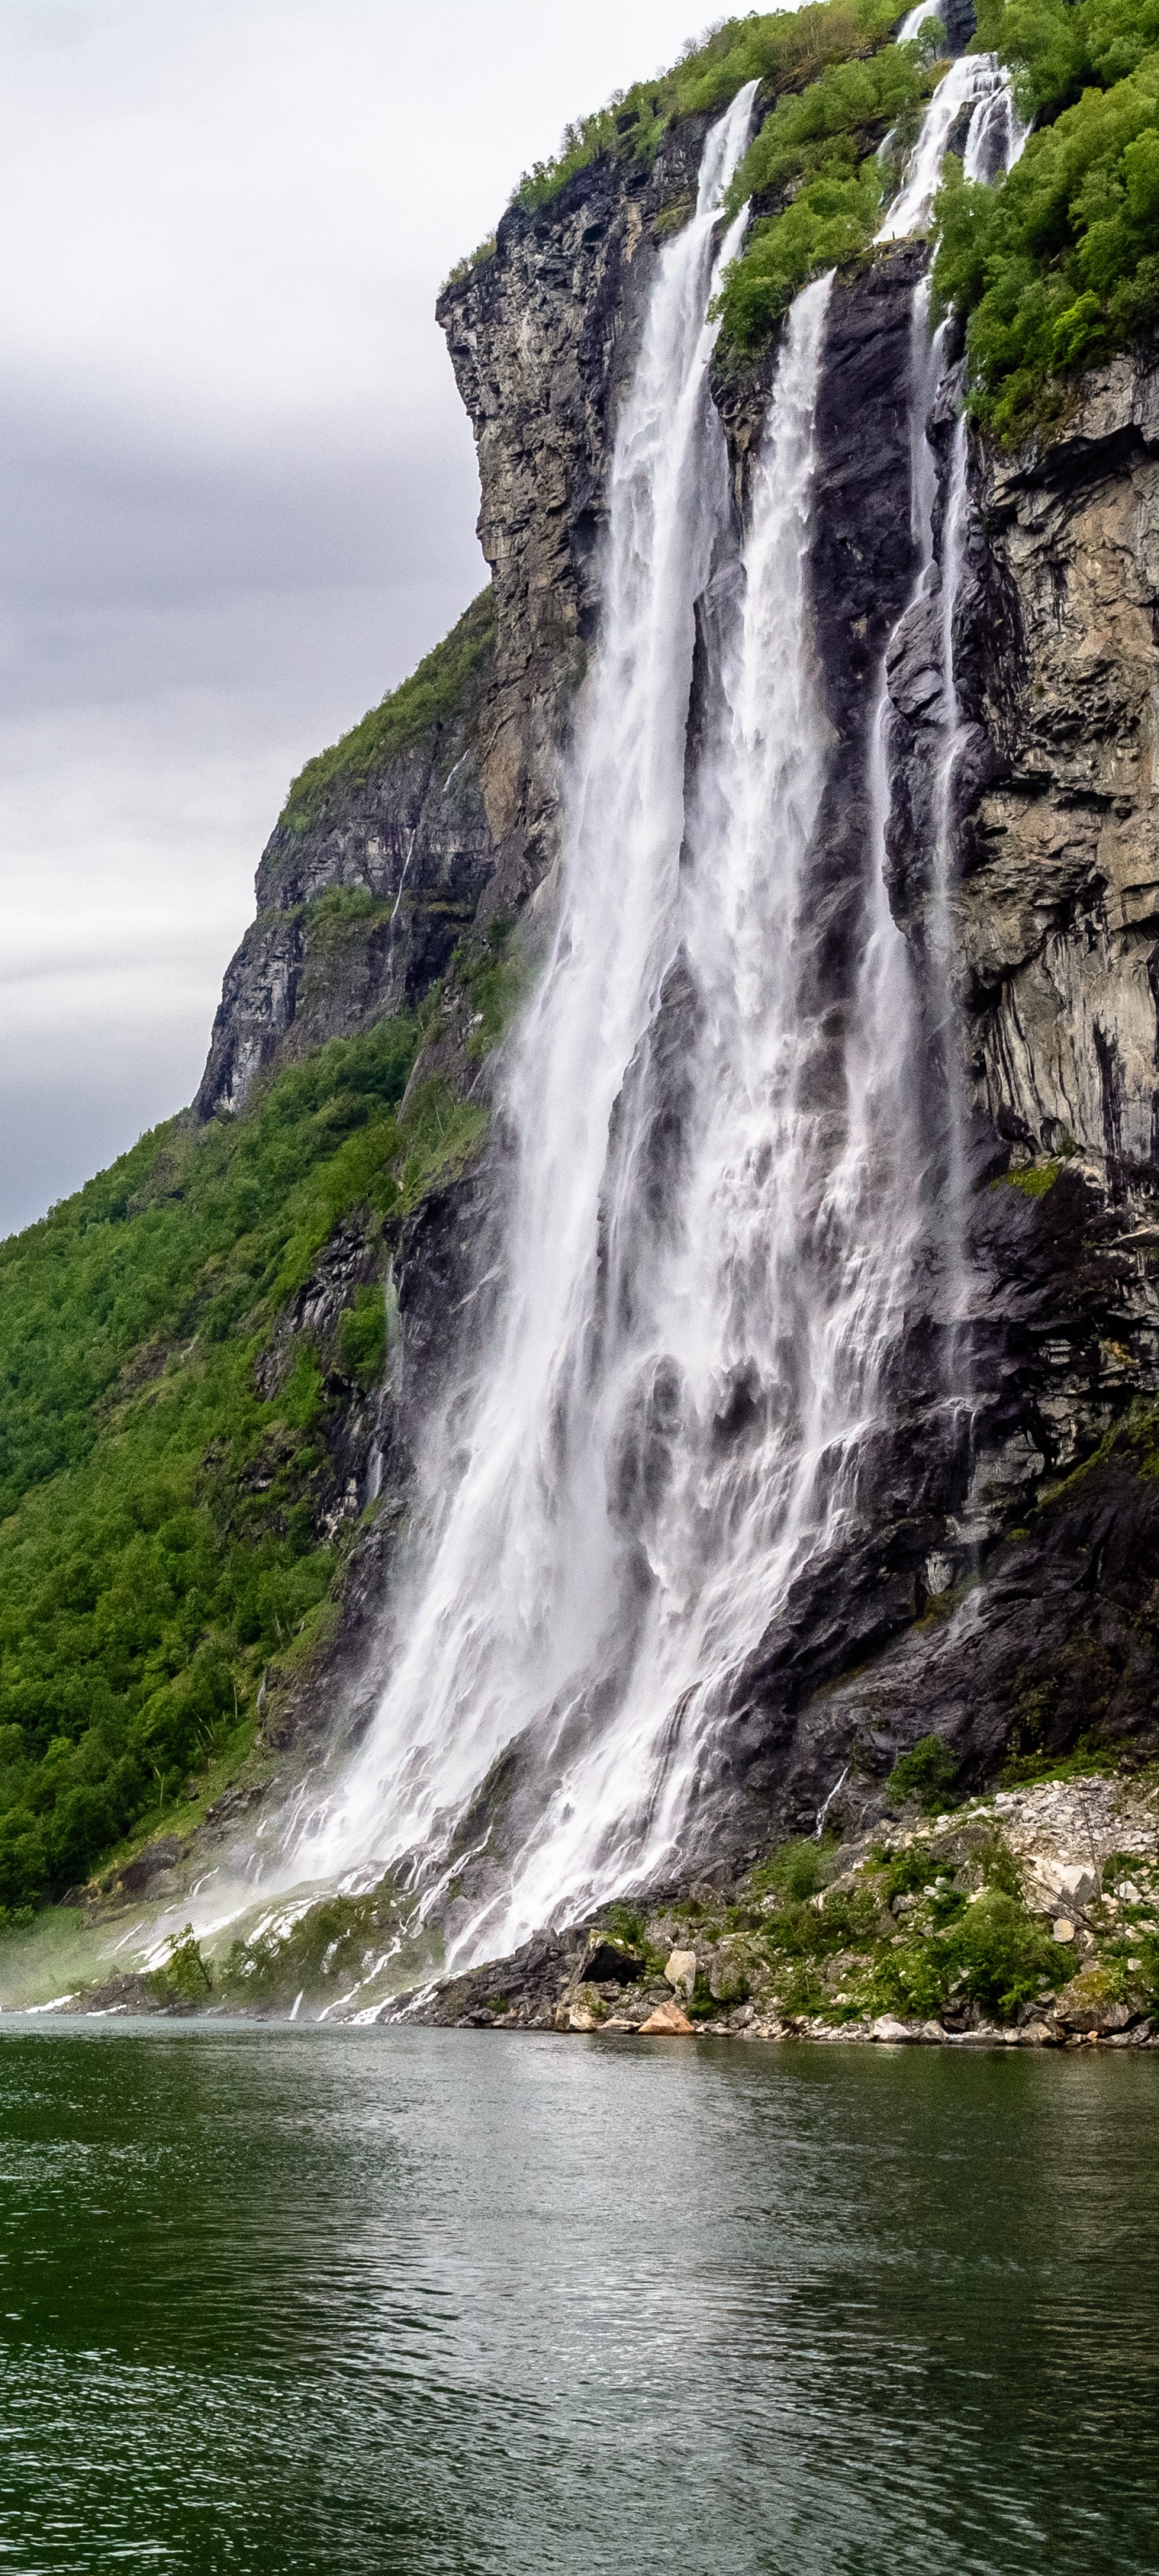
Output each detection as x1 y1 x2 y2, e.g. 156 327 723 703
935 0 1159 438
0 1010 485 1917
715 31 939 352
510 2 913 211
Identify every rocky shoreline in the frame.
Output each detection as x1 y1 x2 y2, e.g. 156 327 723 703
392 1773 1159 2054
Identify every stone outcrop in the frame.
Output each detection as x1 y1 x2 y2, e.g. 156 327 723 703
436 120 709 914
182 105 1159 1929
196 687 498 1118
369 1772 1158 2046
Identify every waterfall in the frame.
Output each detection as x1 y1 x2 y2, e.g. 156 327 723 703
873 59 1030 1405
282 50 1030 1976
896 0 944 39
292 83 763 1939
878 52 1022 244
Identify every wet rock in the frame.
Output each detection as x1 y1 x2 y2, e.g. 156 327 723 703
109 1837 185 1898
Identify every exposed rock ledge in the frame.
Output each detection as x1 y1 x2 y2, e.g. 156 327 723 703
375 1773 1159 2052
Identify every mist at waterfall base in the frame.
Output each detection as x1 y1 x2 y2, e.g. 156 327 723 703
243 46 1037 1982
2 2025 1156 2576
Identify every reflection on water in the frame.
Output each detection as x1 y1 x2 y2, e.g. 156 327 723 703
0 2026 1155 2573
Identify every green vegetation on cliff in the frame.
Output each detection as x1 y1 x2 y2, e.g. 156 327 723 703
934 0 1159 440
0 1015 487 1916
278 585 496 838
715 35 939 353
509 2 917 212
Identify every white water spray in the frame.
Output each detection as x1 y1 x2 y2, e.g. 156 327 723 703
878 50 1024 242
872 56 1030 1391
278 52 1030 1977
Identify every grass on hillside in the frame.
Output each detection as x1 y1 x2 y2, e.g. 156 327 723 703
934 0 1159 441
714 35 939 353
277 586 496 841
0 1011 487 1918
509 1 913 212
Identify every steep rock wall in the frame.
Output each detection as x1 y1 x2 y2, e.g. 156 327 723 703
740 332 1159 1847
187 124 1159 1863
196 677 498 1119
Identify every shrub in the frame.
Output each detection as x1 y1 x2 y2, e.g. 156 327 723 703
0 1004 496 1914
757 1836 829 1901
335 1285 388 1385
713 36 937 357
886 1732 959 1808
508 0 909 216
150 1922 213 2008
933 1 1159 441
870 1886 1074 2020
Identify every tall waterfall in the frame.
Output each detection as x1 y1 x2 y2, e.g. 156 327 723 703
287 47 1025 1971
881 64 1029 1383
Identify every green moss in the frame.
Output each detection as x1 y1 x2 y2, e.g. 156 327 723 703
992 1159 1059 1197
278 587 496 840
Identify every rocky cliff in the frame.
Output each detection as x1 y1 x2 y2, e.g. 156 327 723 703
187 114 1159 1912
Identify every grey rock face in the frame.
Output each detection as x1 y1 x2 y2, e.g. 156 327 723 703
189 112 1159 1866
437 122 707 909
196 715 497 1118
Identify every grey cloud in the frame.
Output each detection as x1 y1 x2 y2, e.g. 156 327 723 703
1 0 701 1239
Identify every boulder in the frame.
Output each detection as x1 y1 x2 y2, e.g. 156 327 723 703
663 1946 698 2000
555 2000 602 2033
638 1999 695 2035
1054 1864 1098 1913
111 1836 184 1898
1055 1971 1140 2035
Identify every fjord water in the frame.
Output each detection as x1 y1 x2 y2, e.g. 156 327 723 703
2 2026 1156 2574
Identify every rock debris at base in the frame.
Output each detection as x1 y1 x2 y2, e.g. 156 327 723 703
382 1774 1159 2052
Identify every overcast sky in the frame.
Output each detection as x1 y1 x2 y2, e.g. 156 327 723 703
1 0 709 1237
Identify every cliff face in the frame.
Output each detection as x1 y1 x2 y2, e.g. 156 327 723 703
192 129 1159 1867
196 652 498 1121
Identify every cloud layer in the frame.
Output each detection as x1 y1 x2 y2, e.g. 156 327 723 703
1 0 697 1234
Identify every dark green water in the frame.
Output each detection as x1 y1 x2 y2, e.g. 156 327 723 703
0 2025 1154 2574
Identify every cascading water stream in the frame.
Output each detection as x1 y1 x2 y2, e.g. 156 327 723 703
924 79 1029 1373
267 41 1030 1982
287 81 761 1937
